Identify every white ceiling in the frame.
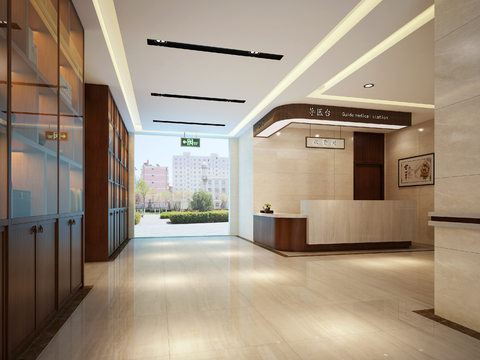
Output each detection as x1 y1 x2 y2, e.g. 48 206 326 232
72 0 435 137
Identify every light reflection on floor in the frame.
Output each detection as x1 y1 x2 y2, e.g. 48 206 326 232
38 236 480 360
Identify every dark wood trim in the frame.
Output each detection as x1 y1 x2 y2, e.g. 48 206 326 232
253 103 411 137
11 214 62 225
354 132 385 200
431 216 480 224
414 309 480 341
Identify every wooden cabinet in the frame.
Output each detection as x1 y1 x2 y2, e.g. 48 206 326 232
85 84 129 261
0 0 84 357
58 215 83 307
8 220 56 356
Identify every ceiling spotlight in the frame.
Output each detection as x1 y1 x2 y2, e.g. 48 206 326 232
363 83 374 88
277 132 281 136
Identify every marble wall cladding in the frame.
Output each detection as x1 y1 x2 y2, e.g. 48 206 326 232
229 138 239 236
238 129 254 241
128 135 135 239
434 0 480 333
302 200 416 245
435 239 480 333
253 127 354 215
385 119 435 245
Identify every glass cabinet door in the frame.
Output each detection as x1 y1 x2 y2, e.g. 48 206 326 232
59 0 83 213
11 0 59 218
0 0 7 219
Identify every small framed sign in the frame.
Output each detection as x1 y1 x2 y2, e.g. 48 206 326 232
181 137 200 147
398 153 434 187
306 137 345 150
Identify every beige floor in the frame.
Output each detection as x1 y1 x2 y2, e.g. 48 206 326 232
37 236 480 360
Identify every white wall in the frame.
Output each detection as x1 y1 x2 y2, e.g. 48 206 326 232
228 138 239 236
238 128 254 241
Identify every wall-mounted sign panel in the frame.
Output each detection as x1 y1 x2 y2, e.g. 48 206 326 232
306 137 345 150
181 137 200 147
45 131 68 141
253 104 411 137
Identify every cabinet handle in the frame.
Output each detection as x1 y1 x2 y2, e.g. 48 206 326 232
72 219 76 226
68 219 72 225
38 225 44 233
31 226 37 234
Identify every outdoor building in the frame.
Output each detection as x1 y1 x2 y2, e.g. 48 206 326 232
172 152 229 200
140 160 169 194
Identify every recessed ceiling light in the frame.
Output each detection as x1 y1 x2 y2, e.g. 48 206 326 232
147 39 283 60
363 83 374 88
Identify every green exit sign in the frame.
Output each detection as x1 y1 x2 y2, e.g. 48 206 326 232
181 138 200 147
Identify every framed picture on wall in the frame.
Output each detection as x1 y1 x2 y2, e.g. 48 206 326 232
398 153 435 187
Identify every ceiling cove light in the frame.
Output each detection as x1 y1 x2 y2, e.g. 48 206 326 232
151 93 245 104
229 0 383 137
308 4 435 98
364 83 374 88
309 94 434 109
153 120 225 127
93 0 142 130
147 39 283 60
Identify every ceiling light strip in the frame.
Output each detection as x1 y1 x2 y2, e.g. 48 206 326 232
229 0 383 137
151 93 245 103
316 95 434 109
153 120 225 127
147 39 283 60
309 4 435 97
92 0 142 129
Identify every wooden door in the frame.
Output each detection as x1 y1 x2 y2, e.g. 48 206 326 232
71 216 83 291
354 164 383 200
8 223 36 355
36 220 56 328
58 218 71 306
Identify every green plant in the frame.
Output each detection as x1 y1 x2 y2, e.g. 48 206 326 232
135 212 141 225
264 203 271 208
169 210 228 224
190 190 214 212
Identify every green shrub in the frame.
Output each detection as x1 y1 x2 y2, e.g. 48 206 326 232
160 211 181 219
135 212 141 225
190 191 214 212
169 211 228 224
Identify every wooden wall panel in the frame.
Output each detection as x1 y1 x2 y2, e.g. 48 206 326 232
354 132 384 200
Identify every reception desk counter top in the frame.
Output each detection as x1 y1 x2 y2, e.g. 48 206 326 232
253 213 307 218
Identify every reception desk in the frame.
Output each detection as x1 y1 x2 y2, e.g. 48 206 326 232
253 200 416 252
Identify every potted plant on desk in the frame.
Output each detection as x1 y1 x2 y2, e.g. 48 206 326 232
261 203 274 214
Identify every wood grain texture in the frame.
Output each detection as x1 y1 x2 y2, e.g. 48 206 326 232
8 223 36 356
0 226 4 359
354 132 384 200
253 104 411 137
35 220 56 329
71 215 83 292
85 84 109 262
58 218 71 307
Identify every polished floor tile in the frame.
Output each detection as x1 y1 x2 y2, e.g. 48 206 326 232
36 236 480 360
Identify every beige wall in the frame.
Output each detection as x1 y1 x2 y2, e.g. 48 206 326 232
228 138 239 236
434 0 480 332
253 126 354 215
385 119 435 245
238 128 254 240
